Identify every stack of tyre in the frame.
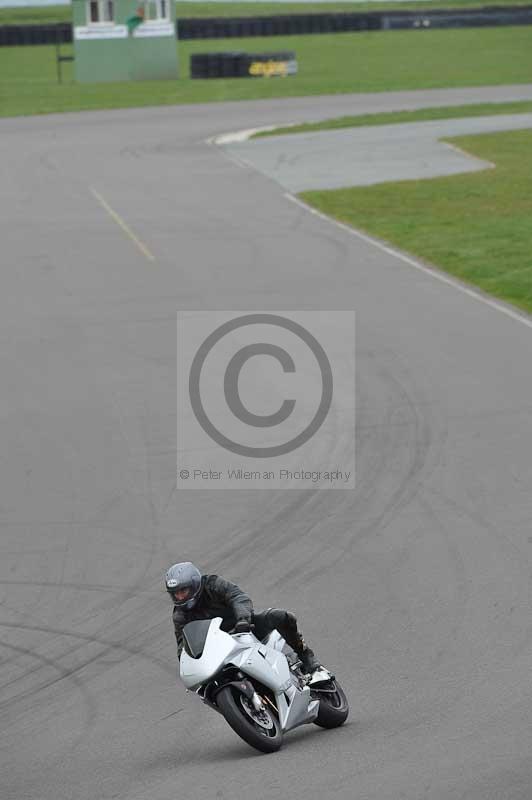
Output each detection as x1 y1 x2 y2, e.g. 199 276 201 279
190 50 297 79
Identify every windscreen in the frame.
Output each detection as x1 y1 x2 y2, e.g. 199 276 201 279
182 619 213 658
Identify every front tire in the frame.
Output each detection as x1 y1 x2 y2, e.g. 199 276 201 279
216 686 283 753
312 680 349 729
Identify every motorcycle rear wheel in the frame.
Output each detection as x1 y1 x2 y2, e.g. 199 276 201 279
312 680 349 729
216 686 283 753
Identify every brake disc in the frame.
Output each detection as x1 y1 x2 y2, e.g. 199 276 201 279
239 695 274 730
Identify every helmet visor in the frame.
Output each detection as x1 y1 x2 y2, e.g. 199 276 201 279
170 585 197 604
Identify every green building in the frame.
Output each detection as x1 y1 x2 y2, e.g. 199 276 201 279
72 0 178 83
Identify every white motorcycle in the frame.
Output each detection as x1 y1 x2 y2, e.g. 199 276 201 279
179 617 349 753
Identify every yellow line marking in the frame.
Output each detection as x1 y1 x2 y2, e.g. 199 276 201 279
90 187 155 262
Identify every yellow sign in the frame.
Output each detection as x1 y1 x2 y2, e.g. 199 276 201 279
249 60 289 78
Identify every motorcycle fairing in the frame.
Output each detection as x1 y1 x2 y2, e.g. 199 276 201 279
179 617 319 731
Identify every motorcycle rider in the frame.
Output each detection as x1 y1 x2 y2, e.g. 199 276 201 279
166 561 321 675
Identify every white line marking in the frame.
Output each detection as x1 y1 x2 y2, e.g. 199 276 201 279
284 192 532 332
205 135 252 169
443 140 496 169
90 186 155 262
210 124 297 146
222 149 253 170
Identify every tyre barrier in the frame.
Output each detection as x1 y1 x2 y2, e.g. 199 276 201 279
0 22 71 46
190 51 297 79
178 6 532 38
179 12 380 40
381 5 532 29
1 6 531 46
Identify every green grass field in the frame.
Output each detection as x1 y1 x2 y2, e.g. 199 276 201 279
302 129 532 314
0 0 530 24
0 27 531 118
253 101 532 136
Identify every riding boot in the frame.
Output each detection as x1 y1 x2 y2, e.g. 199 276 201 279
261 609 322 675
290 633 321 674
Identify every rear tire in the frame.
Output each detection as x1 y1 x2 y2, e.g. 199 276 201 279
216 686 283 753
312 680 349 729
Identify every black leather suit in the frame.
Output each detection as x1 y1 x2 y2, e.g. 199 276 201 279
172 573 307 659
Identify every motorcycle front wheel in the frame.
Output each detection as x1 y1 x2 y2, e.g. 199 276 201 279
216 686 283 753
312 679 349 729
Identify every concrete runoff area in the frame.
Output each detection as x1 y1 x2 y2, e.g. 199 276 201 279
1 84 532 800
222 112 532 190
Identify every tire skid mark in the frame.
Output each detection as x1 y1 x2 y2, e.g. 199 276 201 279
0 579 160 594
0 619 173 711
0 639 98 748
281 354 446 587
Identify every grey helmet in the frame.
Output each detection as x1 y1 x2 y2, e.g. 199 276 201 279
165 562 202 610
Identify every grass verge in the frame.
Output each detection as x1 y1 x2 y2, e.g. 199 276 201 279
0 0 530 24
0 27 531 118
252 100 532 136
301 128 532 314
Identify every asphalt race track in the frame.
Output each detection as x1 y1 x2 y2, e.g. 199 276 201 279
1 84 532 800
223 113 532 190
